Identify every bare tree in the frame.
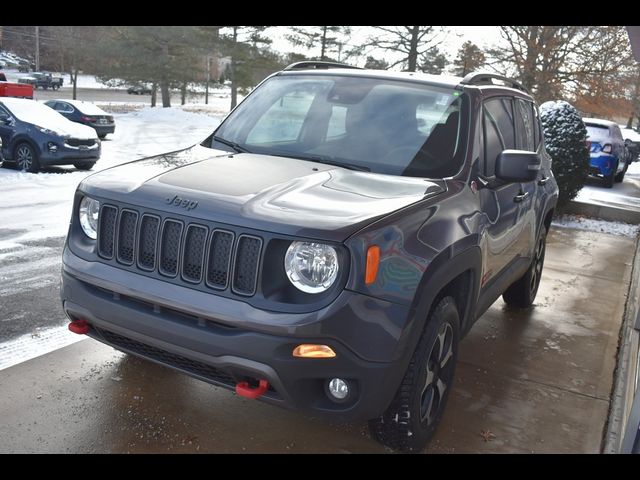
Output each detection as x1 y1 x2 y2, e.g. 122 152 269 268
364 26 447 72
452 41 486 76
286 26 351 61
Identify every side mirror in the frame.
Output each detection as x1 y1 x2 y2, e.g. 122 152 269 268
495 149 541 182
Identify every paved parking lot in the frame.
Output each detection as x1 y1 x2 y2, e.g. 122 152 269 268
0 226 633 453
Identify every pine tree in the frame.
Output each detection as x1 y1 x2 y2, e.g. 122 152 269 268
452 41 485 76
540 100 590 208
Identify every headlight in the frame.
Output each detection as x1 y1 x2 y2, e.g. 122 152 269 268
79 196 100 239
284 242 339 293
34 125 59 136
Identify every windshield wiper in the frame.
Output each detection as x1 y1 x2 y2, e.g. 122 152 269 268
213 136 251 154
270 152 370 172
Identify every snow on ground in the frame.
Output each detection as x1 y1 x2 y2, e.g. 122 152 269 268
0 107 222 260
575 160 640 211
552 214 640 238
0 324 85 371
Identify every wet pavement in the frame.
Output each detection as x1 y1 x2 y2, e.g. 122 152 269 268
0 226 634 453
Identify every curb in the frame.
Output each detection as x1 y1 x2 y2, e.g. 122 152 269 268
603 234 640 453
565 200 640 224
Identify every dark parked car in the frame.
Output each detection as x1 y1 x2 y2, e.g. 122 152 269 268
45 99 115 139
0 97 100 172
619 124 640 163
127 84 152 95
61 64 558 452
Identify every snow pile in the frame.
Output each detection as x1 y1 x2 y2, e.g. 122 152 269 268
552 214 640 238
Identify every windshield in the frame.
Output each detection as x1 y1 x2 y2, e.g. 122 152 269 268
585 124 610 142
211 74 467 178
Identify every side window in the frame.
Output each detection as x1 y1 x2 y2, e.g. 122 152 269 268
483 98 515 176
246 91 315 145
58 102 73 113
0 105 11 122
611 125 623 141
483 107 503 177
533 104 542 149
515 99 535 152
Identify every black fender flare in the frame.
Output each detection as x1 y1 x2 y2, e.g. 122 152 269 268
397 242 482 369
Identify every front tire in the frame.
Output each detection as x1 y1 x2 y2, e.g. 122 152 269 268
503 226 547 307
74 161 96 171
15 142 40 173
615 161 627 183
368 296 460 452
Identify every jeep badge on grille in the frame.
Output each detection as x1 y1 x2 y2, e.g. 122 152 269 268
166 195 198 211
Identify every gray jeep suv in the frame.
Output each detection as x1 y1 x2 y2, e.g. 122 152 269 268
60 63 558 452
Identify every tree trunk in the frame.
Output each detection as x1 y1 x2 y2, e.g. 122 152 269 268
160 79 171 108
321 26 327 60
181 82 187 105
72 67 78 100
151 82 157 107
230 27 238 111
407 26 420 72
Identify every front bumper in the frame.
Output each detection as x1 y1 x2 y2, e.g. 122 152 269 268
61 247 412 421
39 141 101 165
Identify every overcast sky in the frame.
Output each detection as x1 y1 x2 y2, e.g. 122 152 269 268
267 26 502 67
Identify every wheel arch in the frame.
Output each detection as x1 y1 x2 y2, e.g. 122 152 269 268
10 135 40 160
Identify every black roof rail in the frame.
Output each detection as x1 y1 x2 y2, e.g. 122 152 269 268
283 61 361 71
460 71 528 93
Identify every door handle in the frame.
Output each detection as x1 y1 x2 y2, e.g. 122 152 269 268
538 176 549 186
514 191 530 203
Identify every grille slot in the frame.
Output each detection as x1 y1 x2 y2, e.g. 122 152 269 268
93 327 236 387
159 220 183 277
116 210 138 265
232 235 262 296
98 205 117 259
181 225 207 283
206 230 234 289
94 205 264 299
137 214 160 271
66 138 97 147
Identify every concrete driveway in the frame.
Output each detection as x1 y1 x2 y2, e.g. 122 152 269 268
0 226 634 453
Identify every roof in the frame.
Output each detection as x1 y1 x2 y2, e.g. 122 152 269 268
278 67 465 89
583 118 618 127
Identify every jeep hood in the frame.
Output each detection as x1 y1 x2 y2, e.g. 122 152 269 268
79 146 445 241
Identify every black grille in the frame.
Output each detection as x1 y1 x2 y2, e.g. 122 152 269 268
206 230 233 289
137 215 159 270
182 225 207 283
159 220 183 277
117 210 138 265
232 235 262 295
93 327 236 387
98 205 117 259
66 138 97 147
95 205 263 297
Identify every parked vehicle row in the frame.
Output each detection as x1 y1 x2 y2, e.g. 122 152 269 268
18 72 64 90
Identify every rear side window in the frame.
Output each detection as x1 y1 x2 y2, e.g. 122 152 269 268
533 105 542 149
611 125 624 141
515 99 535 152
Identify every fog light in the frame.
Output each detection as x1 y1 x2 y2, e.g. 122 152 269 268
47 142 57 153
328 378 349 400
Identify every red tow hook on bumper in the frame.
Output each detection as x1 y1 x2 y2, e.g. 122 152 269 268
235 379 269 399
68 319 90 335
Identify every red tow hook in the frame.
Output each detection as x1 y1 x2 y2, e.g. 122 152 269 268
235 379 269 399
68 319 90 335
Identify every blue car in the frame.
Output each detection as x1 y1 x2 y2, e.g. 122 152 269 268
45 99 115 139
0 97 100 172
584 118 628 188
